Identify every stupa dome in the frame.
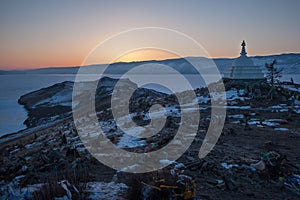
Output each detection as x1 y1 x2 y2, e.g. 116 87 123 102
224 40 265 80
232 55 254 67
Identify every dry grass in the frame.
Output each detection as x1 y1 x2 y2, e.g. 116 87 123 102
33 166 88 199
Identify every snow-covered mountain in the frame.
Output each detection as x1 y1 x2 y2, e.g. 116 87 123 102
213 53 300 75
2 53 299 75
251 54 300 75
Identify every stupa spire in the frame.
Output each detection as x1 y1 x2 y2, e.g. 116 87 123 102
240 40 247 56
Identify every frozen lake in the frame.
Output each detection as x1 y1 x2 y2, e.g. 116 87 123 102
0 73 206 137
0 73 299 137
0 74 76 136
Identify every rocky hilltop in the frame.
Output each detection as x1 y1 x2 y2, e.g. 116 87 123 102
0 77 300 199
18 81 73 127
18 77 166 128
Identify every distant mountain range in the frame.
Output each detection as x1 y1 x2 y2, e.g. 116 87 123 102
1 53 300 76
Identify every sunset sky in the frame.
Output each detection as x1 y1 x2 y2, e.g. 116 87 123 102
0 0 299 70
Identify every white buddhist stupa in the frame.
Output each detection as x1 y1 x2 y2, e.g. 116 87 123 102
225 40 265 80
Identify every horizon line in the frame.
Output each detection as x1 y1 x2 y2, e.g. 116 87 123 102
1 52 299 71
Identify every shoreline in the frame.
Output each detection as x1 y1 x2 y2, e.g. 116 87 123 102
0 117 71 147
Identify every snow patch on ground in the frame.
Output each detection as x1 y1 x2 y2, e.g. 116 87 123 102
197 95 210 104
248 120 260 125
117 133 147 148
262 121 280 127
0 176 44 200
228 114 244 119
225 105 251 110
281 85 300 92
121 164 140 172
85 181 128 200
159 159 174 165
34 90 72 108
274 128 289 131
226 89 248 101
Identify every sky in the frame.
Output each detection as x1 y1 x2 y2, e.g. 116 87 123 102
0 0 299 70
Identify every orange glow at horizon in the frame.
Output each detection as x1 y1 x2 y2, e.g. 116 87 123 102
1 40 294 70
113 49 181 63
0 31 297 70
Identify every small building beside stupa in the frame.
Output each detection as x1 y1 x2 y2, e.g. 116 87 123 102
225 40 265 80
